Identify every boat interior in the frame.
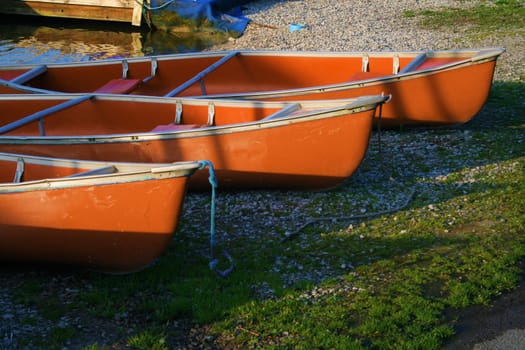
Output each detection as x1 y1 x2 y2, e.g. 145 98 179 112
0 96 292 136
0 51 471 96
0 155 106 183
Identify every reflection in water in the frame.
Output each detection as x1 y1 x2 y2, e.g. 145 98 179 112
0 15 228 64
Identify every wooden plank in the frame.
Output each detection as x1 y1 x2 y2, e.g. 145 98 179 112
15 0 135 7
132 0 143 26
0 0 136 23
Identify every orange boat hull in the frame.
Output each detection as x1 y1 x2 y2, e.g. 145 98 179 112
246 60 498 126
0 48 503 125
0 95 387 190
0 154 200 272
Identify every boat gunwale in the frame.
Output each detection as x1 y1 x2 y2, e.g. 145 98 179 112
187 48 505 100
0 153 201 193
0 95 388 144
0 47 504 71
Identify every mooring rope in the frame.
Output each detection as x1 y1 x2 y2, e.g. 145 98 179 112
282 184 417 242
281 96 417 242
198 160 234 277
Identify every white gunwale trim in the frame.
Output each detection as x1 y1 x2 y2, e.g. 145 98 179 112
0 95 388 145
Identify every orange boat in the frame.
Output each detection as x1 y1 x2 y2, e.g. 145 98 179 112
0 94 388 190
0 152 202 273
0 48 503 126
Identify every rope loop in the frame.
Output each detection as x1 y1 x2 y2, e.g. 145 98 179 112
209 252 235 278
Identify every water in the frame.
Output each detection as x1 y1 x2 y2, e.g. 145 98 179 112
0 15 227 65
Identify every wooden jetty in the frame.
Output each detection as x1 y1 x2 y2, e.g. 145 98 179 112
0 0 148 26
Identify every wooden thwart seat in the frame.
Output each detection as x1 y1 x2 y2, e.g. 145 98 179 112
95 58 157 94
150 101 216 132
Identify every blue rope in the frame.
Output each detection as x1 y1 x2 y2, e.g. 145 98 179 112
198 160 234 277
134 0 177 11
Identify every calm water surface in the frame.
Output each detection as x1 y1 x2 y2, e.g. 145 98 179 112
0 15 224 65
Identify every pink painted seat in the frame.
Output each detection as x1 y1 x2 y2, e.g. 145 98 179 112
95 79 142 94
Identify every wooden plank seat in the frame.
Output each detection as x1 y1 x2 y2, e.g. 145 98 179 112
95 58 157 94
150 100 216 132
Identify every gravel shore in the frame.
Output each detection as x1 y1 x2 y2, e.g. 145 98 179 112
1 0 523 349
211 0 523 82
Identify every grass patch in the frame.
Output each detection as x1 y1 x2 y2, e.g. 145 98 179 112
404 0 525 33
212 163 524 348
126 328 169 350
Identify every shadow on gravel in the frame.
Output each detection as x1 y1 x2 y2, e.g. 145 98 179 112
352 80 525 202
462 81 525 130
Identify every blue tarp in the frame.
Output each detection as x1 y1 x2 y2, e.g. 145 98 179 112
149 0 251 37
